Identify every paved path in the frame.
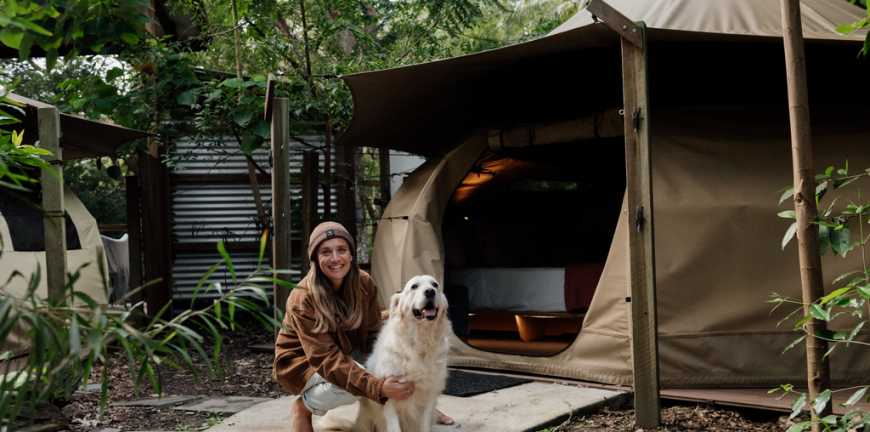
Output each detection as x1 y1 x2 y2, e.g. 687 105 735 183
207 382 627 432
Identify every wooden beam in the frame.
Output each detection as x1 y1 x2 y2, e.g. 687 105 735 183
621 20 660 429
173 241 262 252
264 75 277 121
271 98 293 319
335 142 358 242
378 148 391 208
139 145 173 320
584 0 643 49
126 176 145 327
38 107 66 304
169 173 273 184
300 151 319 276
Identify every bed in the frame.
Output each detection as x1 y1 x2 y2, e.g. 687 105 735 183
447 263 605 312
447 263 605 342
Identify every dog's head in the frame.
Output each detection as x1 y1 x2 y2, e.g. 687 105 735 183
390 275 447 323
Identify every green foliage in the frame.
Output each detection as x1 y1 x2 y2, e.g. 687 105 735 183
772 161 870 431
0 232 300 430
63 157 129 224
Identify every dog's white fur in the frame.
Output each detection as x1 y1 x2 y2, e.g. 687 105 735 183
317 275 451 432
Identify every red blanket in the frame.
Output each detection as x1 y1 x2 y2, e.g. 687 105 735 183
564 262 606 312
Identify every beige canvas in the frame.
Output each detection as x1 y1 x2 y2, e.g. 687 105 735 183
0 184 109 356
373 106 870 387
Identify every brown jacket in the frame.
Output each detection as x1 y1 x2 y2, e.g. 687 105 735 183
273 271 385 403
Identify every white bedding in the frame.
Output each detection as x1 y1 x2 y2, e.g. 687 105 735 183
447 267 565 312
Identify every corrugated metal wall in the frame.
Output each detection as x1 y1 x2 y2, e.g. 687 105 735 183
170 136 336 302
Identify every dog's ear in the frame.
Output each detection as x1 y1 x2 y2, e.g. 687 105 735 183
389 293 403 320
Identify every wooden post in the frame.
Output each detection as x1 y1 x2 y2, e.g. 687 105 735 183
126 175 145 327
139 145 173 319
300 151 320 276
621 21 660 430
378 148 391 207
335 143 358 242
584 1 659 426
781 0 832 428
38 107 66 304
271 98 292 318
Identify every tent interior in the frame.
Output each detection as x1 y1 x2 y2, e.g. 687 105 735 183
437 39 868 357
443 138 626 356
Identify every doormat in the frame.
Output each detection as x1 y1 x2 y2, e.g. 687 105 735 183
442 370 531 397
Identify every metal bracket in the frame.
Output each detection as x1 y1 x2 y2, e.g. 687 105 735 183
632 107 642 132
636 206 645 232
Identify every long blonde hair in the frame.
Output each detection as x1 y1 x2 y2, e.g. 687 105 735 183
305 251 365 334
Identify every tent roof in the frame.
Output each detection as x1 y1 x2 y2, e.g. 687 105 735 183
551 0 868 40
336 0 868 156
4 93 152 160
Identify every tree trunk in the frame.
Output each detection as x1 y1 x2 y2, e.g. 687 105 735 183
780 1 832 429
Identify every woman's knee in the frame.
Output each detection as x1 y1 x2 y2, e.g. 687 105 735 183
292 397 312 418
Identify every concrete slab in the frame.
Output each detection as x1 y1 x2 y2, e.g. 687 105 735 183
206 382 627 432
173 396 273 415
76 383 102 394
111 395 204 409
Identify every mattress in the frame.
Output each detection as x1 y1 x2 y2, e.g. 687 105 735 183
448 264 604 312
448 267 567 312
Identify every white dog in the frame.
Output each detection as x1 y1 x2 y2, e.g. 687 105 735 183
318 275 451 432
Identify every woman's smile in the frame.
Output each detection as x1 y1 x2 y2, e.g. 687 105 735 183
317 238 353 289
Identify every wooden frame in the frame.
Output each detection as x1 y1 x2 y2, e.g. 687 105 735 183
271 97 293 316
38 107 66 303
586 0 660 428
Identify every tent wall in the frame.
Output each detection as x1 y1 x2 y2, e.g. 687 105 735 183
0 185 109 357
373 105 870 387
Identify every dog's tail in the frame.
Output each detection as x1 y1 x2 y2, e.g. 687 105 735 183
313 410 355 432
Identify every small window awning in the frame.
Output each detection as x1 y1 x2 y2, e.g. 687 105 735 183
2 93 153 160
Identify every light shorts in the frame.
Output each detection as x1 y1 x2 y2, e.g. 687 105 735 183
301 351 368 416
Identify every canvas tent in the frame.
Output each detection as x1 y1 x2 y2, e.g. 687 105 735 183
0 93 151 357
336 0 870 387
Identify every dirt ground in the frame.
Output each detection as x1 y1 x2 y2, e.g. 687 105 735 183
30 321 802 432
549 403 800 432
55 322 285 432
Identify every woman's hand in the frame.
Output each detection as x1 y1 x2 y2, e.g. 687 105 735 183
381 375 415 401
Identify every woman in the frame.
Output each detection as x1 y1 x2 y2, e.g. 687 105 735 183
274 222 453 432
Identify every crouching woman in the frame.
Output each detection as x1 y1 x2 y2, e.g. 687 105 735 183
273 222 453 432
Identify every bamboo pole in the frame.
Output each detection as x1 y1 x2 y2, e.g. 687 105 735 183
780 1 832 428
38 107 66 304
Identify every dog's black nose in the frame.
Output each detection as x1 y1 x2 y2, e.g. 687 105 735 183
424 288 436 298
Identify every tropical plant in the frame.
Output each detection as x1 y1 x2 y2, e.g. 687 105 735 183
0 229 296 431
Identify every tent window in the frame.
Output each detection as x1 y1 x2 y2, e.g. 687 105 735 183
0 187 82 252
510 179 580 192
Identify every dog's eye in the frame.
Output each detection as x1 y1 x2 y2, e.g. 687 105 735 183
432 282 438 288
411 284 418 290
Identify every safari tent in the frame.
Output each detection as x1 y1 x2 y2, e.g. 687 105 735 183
336 0 870 388
0 93 150 356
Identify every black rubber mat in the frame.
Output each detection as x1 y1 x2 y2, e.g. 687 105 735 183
442 370 531 397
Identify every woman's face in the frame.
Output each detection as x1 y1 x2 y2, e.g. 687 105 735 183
317 238 353 290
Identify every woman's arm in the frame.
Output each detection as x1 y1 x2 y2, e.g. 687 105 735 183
287 302 386 403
